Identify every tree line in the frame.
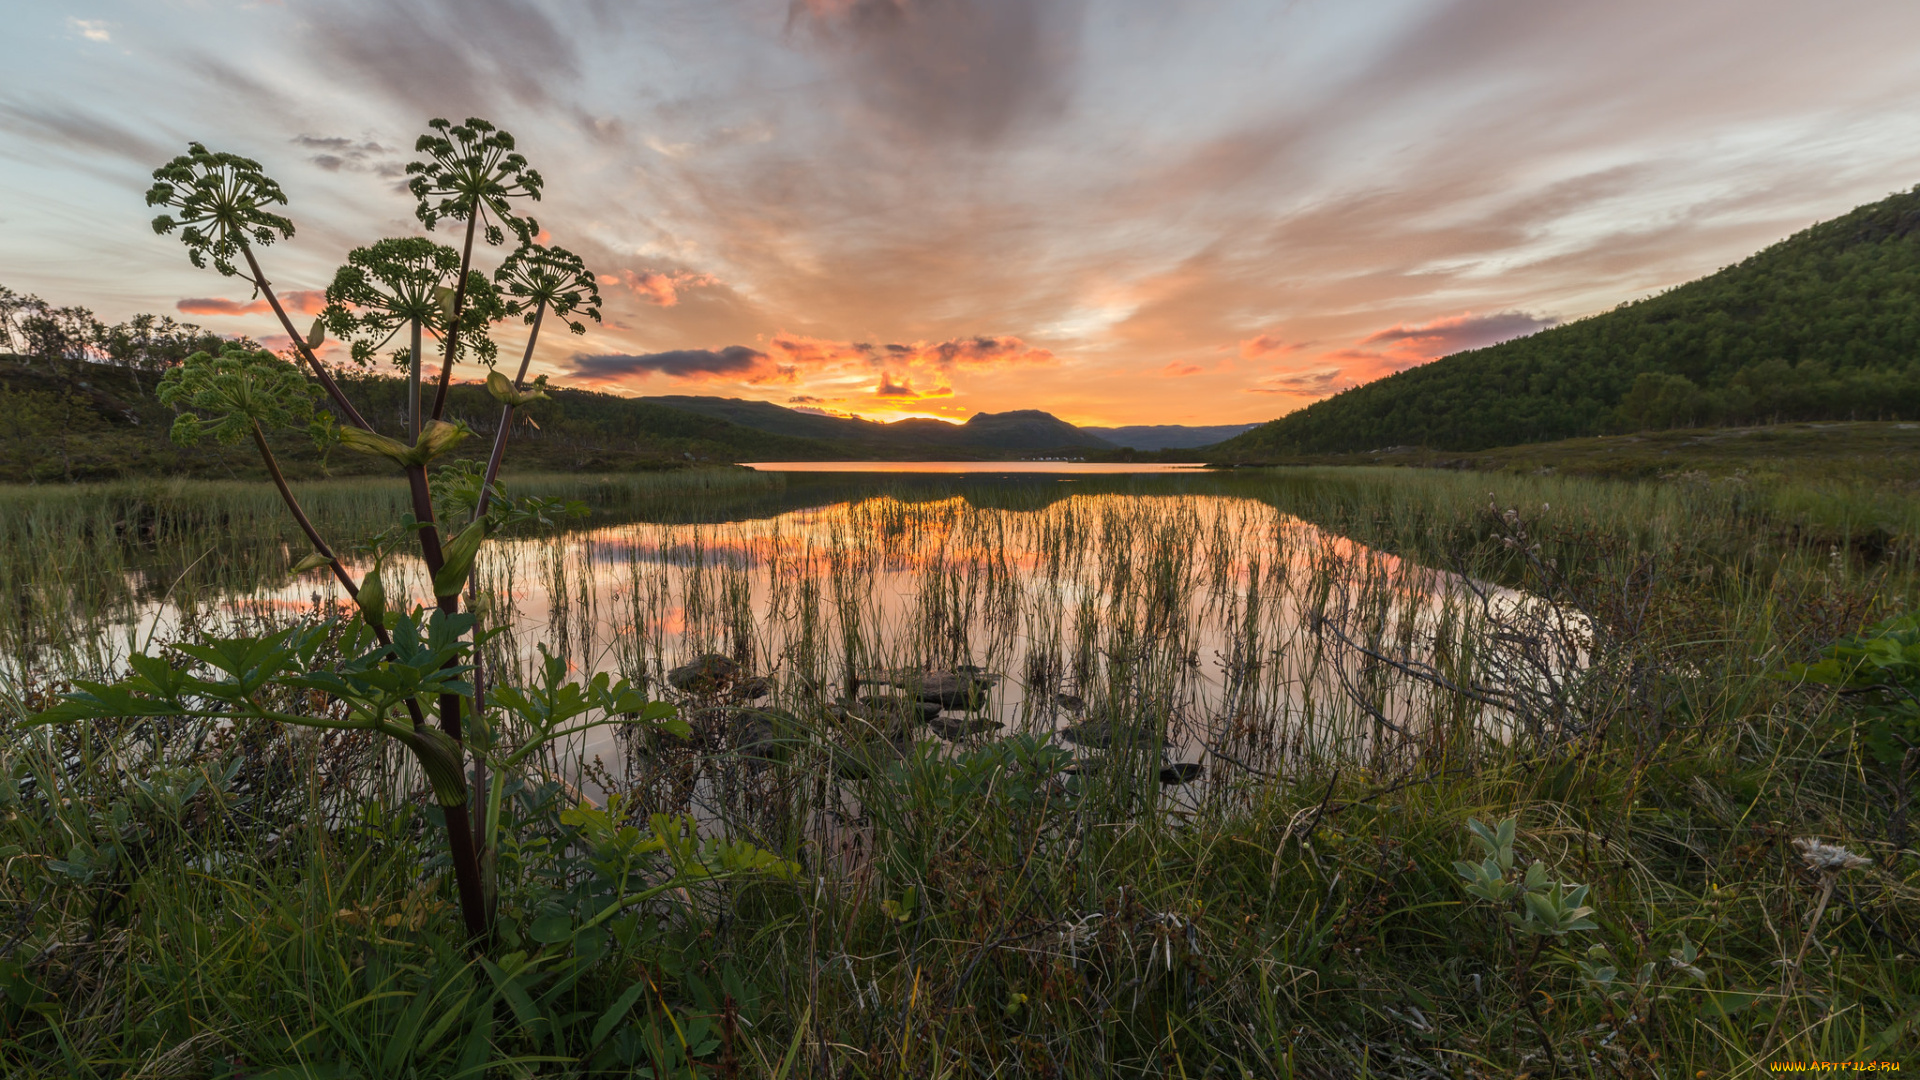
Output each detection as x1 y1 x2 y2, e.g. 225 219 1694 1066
0 283 254 395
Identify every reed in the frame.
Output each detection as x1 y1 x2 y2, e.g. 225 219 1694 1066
0 465 1912 1076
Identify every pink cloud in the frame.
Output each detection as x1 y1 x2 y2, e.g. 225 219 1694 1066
601 269 719 307
176 290 326 317
1237 334 1299 361
1160 361 1202 377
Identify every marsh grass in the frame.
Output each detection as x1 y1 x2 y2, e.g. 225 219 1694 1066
0 466 1915 1077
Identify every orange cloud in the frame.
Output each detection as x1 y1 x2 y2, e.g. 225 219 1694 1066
1238 334 1299 360
1160 361 1202 377
763 333 1053 372
177 290 326 317
601 269 719 307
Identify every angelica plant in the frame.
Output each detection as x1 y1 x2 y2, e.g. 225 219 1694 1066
406 117 543 420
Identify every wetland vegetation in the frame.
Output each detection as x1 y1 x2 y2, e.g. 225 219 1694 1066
1 464 1916 1076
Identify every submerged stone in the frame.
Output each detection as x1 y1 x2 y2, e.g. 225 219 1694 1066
927 715 1001 741
1158 761 1204 785
668 653 740 694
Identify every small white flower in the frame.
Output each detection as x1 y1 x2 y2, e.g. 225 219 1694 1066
1793 838 1871 876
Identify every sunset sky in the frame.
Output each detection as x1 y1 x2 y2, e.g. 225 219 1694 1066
6 1 1920 426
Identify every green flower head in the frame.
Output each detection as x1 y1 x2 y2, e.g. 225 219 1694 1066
147 143 295 278
157 345 319 446
495 243 601 335
406 117 542 246
322 237 505 369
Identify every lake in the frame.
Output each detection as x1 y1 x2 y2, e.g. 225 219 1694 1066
32 469 1514 795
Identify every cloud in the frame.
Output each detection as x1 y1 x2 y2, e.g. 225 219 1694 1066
293 134 403 177
1238 335 1299 361
874 372 915 397
602 269 720 307
787 394 826 404
568 345 791 384
1359 310 1557 362
1245 369 1359 396
299 0 582 114
68 19 111 42
785 0 1086 145
1160 361 1201 378
176 291 327 317
0 101 169 165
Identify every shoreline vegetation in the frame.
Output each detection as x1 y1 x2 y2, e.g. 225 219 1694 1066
1 462 1916 1075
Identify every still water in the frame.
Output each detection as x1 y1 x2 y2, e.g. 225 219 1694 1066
744 462 1210 474
109 474 1484 783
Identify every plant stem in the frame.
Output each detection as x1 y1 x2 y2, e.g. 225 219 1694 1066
252 419 485 941
475 300 545 522
1764 873 1837 1053
429 213 479 422
239 244 372 432
249 420 358 598
409 317 423 442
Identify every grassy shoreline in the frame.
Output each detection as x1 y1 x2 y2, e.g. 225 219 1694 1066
0 466 1914 1076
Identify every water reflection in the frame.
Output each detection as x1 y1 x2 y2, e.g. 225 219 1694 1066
126 488 1486 791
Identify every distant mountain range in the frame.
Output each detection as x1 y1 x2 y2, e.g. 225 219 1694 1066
640 397 1262 455
1216 184 1920 459
1080 423 1261 449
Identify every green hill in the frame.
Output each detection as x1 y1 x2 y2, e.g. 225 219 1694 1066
1216 185 1920 458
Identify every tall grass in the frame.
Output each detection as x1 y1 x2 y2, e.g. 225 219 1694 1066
0 466 1913 1076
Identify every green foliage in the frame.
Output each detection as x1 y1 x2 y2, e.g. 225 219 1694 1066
495 242 600 333
1223 184 1920 456
1788 613 1920 765
407 117 542 246
1453 816 1598 936
321 236 503 368
146 142 294 277
155 345 319 446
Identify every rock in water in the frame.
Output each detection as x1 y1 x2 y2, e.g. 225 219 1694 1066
1158 761 1204 785
733 675 773 702
1061 717 1163 750
668 653 740 694
862 666 1002 709
928 715 1001 741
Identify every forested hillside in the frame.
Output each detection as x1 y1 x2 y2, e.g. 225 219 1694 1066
1217 184 1920 457
0 357 839 482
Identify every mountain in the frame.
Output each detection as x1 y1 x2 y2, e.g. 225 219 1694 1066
642 396 1114 453
1215 185 1920 459
1081 423 1262 450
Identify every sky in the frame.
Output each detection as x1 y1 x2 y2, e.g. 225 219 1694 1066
6 1 1920 427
